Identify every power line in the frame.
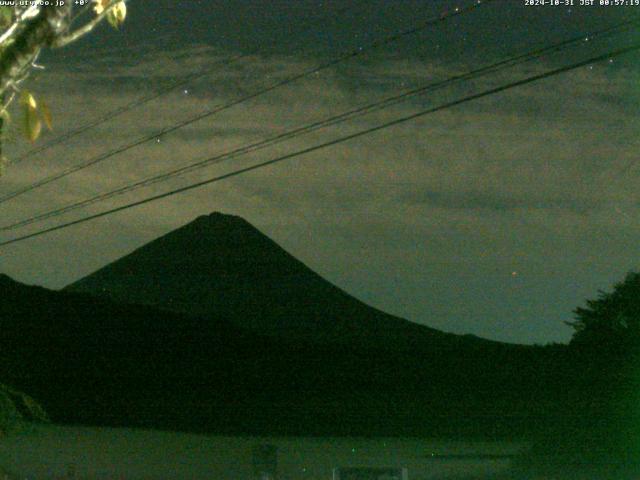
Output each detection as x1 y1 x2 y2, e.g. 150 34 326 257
3 18 637 233
0 0 493 205
13 3 368 164
1 43 637 248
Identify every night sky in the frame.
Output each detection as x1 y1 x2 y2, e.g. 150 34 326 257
0 0 638 344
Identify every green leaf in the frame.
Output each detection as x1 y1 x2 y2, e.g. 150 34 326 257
21 91 41 142
24 105 41 142
20 90 36 109
106 1 127 29
0 107 10 125
40 100 52 130
0 7 12 28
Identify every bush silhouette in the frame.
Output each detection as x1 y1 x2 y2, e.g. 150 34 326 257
567 271 640 351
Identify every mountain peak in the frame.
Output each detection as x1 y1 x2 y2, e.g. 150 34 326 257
184 211 260 238
195 211 244 224
65 213 459 347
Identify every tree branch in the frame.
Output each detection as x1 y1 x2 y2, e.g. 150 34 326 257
52 0 125 48
0 6 72 97
0 4 40 46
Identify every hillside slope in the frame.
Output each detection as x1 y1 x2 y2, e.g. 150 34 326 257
0 274 567 437
66 212 489 350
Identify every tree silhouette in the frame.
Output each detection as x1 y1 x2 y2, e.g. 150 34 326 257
516 272 640 478
567 271 640 350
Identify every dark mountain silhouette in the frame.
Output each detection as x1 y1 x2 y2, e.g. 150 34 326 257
0 273 580 438
66 212 488 349
0 214 608 439
0 215 631 461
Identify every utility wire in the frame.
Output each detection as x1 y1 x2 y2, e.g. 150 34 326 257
12 3 367 164
1 43 637 248
3 18 637 233
0 0 493 205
